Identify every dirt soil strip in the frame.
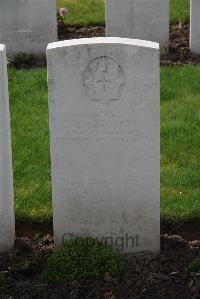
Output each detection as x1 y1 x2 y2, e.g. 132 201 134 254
58 23 200 66
0 222 199 298
11 23 200 69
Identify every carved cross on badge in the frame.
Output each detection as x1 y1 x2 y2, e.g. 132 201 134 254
83 56 125 106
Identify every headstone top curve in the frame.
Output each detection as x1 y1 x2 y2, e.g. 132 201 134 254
47 37 159 51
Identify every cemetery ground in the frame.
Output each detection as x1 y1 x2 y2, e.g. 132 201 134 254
0 1 200 298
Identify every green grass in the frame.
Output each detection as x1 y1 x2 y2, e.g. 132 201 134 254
9 68 51 222
170 0 190 24
9 66 200 223
57 0 105 27
161 67 200 222
56 0 190 27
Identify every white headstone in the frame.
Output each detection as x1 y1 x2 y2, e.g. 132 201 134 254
106 0 169 52
47 37 160 253
0 0 57 56
0 44 15 252
190 0 200 54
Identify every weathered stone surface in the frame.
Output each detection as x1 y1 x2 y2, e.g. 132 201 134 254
190 0 200 54
106 0 169 52
0 44 15 252
47 37 160 253
0 0 57 56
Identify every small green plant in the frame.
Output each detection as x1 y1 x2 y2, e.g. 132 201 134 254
186 258 200 289
41 238 124 284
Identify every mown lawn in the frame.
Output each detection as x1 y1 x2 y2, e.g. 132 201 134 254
57 0 105 26
170 0 190 24
9 69 51 222
56 0 190 26
161 67 200 222
8 66 200 223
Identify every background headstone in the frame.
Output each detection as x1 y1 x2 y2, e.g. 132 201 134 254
106 0 169 52
190 0 200 54
47 37 160 253
0 44 15 252
0 0 57 56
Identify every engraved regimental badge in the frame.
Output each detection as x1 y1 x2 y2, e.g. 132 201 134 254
83 56 125 106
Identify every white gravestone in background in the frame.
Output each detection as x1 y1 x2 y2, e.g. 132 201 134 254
47 37 160 253
190 0 200 54
0 0 57 56
106 0 169 52
0 44 15 252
